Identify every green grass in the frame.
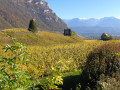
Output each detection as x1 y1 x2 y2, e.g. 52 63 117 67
63 70 82 78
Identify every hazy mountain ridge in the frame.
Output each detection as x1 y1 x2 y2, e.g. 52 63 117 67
63 18 99 27
63 17 120 39
0 0 67 32
63 17 120 28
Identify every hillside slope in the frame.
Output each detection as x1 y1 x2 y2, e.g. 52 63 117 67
0 0 67 32
0 28 83 46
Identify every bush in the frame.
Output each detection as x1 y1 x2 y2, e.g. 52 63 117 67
101 33 114 40
82 43 120 89
70 29 76 36
0 37 32 89
28 19 38 33
0 37 63 89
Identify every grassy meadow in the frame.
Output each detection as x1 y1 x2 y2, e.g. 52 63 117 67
0 28 120 89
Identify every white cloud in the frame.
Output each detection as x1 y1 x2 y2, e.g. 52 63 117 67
79 18 88 20
115 17 120 19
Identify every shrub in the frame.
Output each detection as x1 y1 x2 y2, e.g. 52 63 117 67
82 43 120 89
0 37 63 90
101 33 114 40
0 37 32 89
28 19 38 33
70 29 76 36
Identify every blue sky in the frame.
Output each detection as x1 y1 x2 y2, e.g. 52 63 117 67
45 0 120 19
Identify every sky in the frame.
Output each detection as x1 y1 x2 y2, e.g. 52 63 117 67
45 0 120 19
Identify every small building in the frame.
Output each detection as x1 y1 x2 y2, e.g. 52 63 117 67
64 29 71 36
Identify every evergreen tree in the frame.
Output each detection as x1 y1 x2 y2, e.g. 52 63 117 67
28 19 38 33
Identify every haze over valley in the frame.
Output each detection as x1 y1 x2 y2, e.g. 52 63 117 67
63 17 120 39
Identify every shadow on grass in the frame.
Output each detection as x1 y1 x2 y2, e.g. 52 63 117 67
35 70 85 90
59 71 91 90
62 75 81 90
34 75 82 90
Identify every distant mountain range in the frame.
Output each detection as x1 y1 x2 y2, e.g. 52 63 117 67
63 17 120 28
63 17 120 39
0 0 67 32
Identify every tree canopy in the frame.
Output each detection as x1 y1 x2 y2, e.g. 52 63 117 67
28 19 38 33
101 32 114 40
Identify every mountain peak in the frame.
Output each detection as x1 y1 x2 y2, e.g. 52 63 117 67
25 0 49 8
101 17 118 20
63 17 120 28
0 0 67 32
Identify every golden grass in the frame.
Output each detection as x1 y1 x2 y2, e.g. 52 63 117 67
0 28 120 78
0 28 83 46
1 28 29 32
